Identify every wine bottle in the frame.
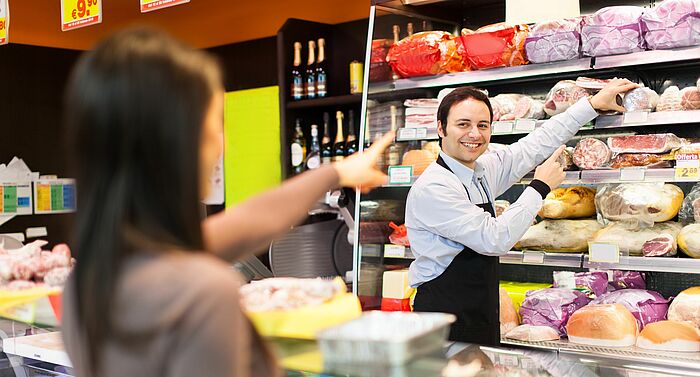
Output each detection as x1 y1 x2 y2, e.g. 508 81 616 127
291 119 306 175
386 105 401 166
345 109 358 155
305 40 316 99
291 42 304 100
316 38 328 97
333 111 346 162
306 124 321 170
407 22 414 37
321 113 333 165
391 25 401 80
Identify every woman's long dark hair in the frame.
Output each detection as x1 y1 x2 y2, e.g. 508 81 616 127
64 27 222 374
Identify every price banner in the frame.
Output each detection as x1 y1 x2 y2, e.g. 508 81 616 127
140 0 190 13
0 0 9 45
61 0 101 31
675 153 700 180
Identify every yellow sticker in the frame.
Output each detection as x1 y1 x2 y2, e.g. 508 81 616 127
0 0 9 45
61 0 101 31
140 0 190 13
675 166 699 180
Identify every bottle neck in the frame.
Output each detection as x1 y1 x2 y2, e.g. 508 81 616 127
335 121 344 142
293 48 301 67
317 41 325 64
307 46 315 66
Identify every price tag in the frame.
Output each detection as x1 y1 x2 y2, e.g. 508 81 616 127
384 244 406 258
619 167 645 181
522 251 545 264
514 119 537 132
520 359 536 370
61 0 102 31
499 354 519 367
416 128 428 139
675 166 699 180
140 0 190 13
0 0 8 45
492 121 513 134
397 128 417 140
588 242 620 264
388 166 413 185
623 111 649 124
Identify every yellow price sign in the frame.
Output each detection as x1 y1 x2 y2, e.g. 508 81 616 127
140 0 190 13
0 18 7 45
0 0 8 45
675 166 699 180
61 0 101 31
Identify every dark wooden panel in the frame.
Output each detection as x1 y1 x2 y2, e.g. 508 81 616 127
207 36 278 91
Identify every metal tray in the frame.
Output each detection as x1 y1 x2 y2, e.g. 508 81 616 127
317 311 455 366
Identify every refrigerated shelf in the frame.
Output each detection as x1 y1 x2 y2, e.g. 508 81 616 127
499 251 583 268
583 255 700 274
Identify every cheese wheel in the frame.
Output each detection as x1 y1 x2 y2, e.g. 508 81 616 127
678 224 700 259
566 304 638 347
636 320 700 352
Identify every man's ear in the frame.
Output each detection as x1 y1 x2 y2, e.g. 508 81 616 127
437 120 446 138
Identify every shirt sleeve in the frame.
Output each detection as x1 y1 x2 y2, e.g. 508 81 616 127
482 98 599 197
410 181 544 256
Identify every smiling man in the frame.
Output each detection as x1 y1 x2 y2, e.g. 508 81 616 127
406 82 637 346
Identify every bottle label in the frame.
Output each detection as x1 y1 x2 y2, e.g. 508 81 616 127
307 155 321 170
306 75 316 99
291 144 303 166
292 77 304 100
322 157 332 165
317 72 327 97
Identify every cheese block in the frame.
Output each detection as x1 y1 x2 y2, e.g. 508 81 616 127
539 186 596 219
515 219 603 252
566 303 638 347
592 221 683 256
504 324 560 342
500 288 519 335
636 320 700 352
678 224 700 259
668 287 700 328
382 270 412 299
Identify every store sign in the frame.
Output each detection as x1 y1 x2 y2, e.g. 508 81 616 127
0 0 9 45
61 0 102 31
140 0 190 13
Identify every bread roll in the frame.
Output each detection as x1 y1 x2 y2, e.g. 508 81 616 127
566 304 638 347
636 320 700 352
678 224 700 259
515 219 603 252
668 287 700 328
539 186 596 219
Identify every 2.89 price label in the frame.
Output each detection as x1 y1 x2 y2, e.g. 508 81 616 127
675 166 699 180
61 0 102 31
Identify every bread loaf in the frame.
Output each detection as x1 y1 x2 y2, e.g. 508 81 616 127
636 320 700 352
566 303 638 347
539 186 596 219
678 224 700 258
515 220 603 252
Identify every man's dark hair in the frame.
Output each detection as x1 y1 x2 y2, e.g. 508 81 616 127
436 86 493 143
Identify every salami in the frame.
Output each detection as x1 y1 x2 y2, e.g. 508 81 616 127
680 87 700 110
576 77 611 91
607 133 682 154
573 138 611 169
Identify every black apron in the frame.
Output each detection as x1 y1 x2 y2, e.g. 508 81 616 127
412 156 500 346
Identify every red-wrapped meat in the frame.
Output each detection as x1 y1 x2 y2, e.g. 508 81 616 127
607 133 682 154
525 18 582 63
680 87 700 110
582 6 646 57
459 23 528 69
544 80 590 116
370 39 393 82
573 138 611 169
642 0 700 50
386 31 467 78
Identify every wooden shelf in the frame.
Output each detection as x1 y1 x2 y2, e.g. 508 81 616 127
286 94 362 109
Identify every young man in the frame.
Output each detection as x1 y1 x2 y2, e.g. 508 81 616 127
406 80 638 346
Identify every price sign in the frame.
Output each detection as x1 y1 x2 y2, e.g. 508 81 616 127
415 127 428 139
522 251 545 264
492 121 513 134
140 0 190 13
397 127 417 140
588 242 620 264
0 0 8 45
623 111 649 124
619 167 645 181
514 119 537 132
675 154 700 180
384 244 406 258
388 166 413 185
61 0 101 31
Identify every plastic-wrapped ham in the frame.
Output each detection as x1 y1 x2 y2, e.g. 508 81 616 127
524 18 582 63
386 31 468 78
514 220 603 253
642 0 700 50
668 287 700 328
514 97 545 120
519 288 591 336
623 87 660 112
680 87 700 110
592 221 683 255
607 133 682 154
459 23 529 69
582 6 646 57
657 86 683 111
595 183 684 226
490 94 522 120
573 138 611 170
592 289 669 330
544 80 589 116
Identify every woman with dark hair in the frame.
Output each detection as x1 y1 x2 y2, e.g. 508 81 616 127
62 27 393 377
